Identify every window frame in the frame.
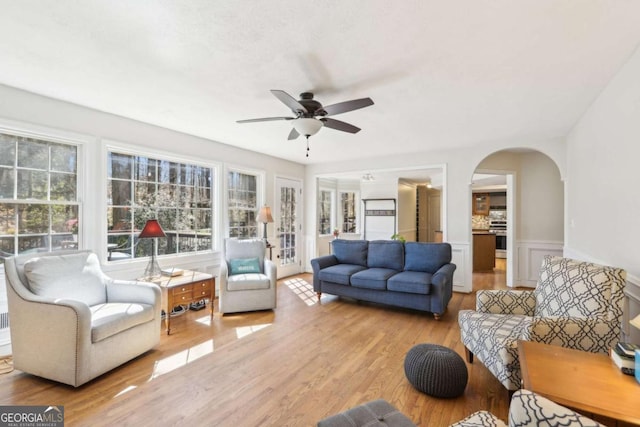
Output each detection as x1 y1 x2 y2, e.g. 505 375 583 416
104 142 218 263
338 190 359 234
0 122 87 262
318 188 335 236
224 166 265 239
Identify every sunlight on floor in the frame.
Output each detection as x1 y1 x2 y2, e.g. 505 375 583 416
236 323 270 339
114 385 137 398
284 277 317 306
149 339 214 380
195 314 212 326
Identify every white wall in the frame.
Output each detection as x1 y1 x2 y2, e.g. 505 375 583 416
565 45 640 278
565 45 640 342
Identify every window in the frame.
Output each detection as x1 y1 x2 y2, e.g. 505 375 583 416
0 132 79 264
318 190 333 235
107 151 213 261
227 171 258 238
340 191 357 233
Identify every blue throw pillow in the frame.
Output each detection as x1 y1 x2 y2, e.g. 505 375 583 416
229 257 261 275
332 240 368 266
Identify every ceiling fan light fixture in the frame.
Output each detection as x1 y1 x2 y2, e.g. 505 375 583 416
293 117 323 137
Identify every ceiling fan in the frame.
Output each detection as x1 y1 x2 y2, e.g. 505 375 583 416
237 90 374 157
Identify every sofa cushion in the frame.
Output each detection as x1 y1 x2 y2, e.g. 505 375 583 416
226 273 271 291
367 240 404 270
404 242 451 274
319 264 367 286
23 252 107 307
90 302 155 343
387 271 433 295
534 256 625 319
332 239 368 267
229 257 261 275
351 268 397 290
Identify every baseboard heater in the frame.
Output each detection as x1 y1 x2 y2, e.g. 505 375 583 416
0 312 9 330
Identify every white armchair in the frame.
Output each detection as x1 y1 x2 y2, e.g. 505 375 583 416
458 256 626 391
5 250 161 387
219 238 277 314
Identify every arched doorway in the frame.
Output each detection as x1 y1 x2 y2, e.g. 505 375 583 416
470 149 564 288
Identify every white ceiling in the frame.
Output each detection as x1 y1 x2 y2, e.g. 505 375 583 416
2 1 640 165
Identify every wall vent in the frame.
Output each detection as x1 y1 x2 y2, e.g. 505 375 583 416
0 312 9 330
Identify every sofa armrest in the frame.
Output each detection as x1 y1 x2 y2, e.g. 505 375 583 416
106 280 161 308
432 263 456 287
476 290 536 315
310 255 338 292
264 258 277 287
522 316 620 354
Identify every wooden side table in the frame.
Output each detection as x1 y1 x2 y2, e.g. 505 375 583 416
155 270 215 335
518 340 640 426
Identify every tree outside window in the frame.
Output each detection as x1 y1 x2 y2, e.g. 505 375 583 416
0 132 78 264
318 190 333 235
340 191 357 233
107 152 213 261
227 171 258 238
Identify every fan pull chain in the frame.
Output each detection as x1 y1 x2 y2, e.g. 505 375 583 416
306 135 310 157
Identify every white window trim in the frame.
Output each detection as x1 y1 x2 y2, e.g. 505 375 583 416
102 139 220 263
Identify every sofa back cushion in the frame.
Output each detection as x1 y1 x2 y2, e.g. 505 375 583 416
367 240 404 270
332 239 368 266
23 251 107 307
534 255 626 320
404 242 452 274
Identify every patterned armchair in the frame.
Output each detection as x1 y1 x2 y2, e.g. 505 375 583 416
458 256 626 391
450 389 604 427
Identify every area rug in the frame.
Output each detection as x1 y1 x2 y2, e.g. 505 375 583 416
0 356 13 374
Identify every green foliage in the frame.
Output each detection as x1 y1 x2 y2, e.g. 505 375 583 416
391 233 406 243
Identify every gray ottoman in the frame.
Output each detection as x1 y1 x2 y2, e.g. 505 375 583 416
317 399 416 427
404 343 468 398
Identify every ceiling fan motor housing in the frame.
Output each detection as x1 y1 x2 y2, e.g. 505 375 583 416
298 92 325 117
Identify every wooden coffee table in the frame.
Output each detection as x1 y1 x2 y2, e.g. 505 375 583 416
518 340 640 425
155 270 215 335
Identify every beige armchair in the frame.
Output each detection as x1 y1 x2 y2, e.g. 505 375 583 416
458 255 626 391
5 250 161 387
219 238 277 314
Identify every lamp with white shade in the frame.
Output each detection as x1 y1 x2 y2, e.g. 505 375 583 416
256 205 274 246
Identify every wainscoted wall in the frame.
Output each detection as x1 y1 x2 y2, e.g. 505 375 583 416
514 240 564 287
450 242 470 293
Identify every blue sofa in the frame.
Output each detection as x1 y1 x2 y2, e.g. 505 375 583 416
311 240 456 319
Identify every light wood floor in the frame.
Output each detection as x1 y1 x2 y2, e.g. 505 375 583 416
0 260 510 426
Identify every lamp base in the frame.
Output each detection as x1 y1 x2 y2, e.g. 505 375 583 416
141 255 162 281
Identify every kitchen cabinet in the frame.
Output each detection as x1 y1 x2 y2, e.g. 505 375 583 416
472 193 490 215
473 232 496 271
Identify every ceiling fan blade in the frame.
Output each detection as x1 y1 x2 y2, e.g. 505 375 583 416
288 128 300 140
322 97 374 116
271 90 308 114
236 117 294 123
320 118 361 134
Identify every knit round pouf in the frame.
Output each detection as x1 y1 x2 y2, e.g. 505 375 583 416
404 343 468 398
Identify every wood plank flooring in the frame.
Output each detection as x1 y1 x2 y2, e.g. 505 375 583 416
0 260 510 426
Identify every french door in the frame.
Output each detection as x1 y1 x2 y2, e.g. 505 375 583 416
275 177 302 278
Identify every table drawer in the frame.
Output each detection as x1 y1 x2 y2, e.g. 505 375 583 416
172 285 194 297
173 290 194 304
193 280 212 294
